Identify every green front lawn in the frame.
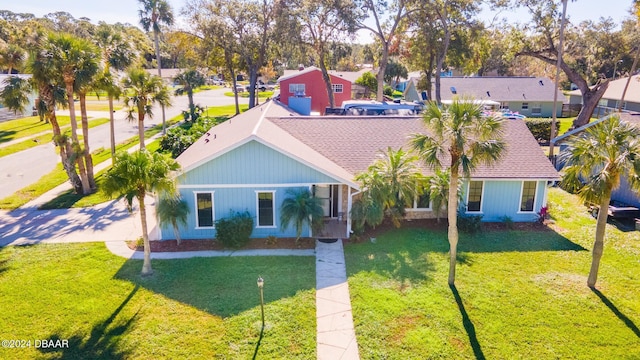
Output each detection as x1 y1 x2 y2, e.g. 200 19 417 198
345 187 640 359
0 243 315 359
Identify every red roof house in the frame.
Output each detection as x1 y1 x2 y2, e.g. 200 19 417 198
277 67 352 115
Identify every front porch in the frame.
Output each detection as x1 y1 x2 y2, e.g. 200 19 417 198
316 219 348 239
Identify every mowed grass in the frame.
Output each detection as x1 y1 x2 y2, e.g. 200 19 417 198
0 243 316 359
345 187 640 359
0 116 70 144
0 118 110 158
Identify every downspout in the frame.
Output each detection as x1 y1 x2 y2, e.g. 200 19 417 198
347 187 361 238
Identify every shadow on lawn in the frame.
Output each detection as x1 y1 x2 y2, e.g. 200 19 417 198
39 285 139 359
457 229 586 253
450 285 485 360
591 288 640 339
114 256 314 318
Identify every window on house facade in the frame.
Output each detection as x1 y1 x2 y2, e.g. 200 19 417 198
522 102 529 110
531 103 542 115
520 181 537 212
466 181 483 212
195 192 215 228
289 84 305 96
332 83 343 93
256 191 275 227
414 193 431 209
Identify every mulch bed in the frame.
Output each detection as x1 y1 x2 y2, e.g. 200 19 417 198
127 237 316 252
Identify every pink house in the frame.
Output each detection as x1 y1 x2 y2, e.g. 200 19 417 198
277 67 352 115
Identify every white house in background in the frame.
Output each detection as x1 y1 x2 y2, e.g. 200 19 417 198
567 75 640 114
0 74 37 121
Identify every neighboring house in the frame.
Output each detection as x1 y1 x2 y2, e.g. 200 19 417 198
159 100 559 241
567 75 640 114
404 76 564 117
277 67 359 114
0 74 37 121
552 112 640 209
144 68 185 85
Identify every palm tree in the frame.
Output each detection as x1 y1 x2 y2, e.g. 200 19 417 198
411 100 505 285
561 115 640 288
0 76 31 114
122 68 171 149
156 196 190 246
354 147 423 228
138 0 174 134
280 188 324 241
47 33 99 194
0 44 26 74
95 23 134 160
173 69 205 119
103 149 180 275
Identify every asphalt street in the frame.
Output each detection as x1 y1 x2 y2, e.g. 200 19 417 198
0 88 248 199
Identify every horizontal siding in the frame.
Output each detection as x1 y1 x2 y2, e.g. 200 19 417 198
179 140 339 185
461 180 547 222
162 186 311 240
612 176 640 208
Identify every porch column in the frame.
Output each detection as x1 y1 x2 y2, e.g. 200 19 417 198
346 186 352 237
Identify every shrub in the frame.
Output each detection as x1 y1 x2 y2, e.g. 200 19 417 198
215 210 254 248
500 215 514 229
457 211 483 233
265 235 278 246
524 118 552 143
383 85 394 97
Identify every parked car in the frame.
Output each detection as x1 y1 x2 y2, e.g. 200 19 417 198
234 84 245 93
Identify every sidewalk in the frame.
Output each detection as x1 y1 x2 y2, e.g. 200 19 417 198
316 239 360 360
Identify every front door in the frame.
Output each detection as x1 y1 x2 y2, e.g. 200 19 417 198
314 185 339 218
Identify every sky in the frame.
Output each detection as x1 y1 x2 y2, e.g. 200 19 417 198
2 0 637 42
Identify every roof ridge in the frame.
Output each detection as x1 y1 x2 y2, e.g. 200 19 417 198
251 101 273 136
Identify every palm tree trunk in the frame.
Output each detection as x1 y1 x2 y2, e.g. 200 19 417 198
447 168 460 285
109 95 116 160
65 82 90 194
138 193 153 276
154 30 167 135
138 103 146 149
587 189 611 287
173 222 181 246
79 92 95 190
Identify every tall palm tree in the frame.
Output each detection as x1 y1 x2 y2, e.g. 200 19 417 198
47 33 99 194
138 0 174 134
354 147 423 228
156 196 190 246
1 39 84 193
427 168 455 224
173 69 205 119
103 149 180 275
94 23 134 160
411 100 505 285
0 44 26 74
561 115 640 288
280 188 324 241
122 68 171 149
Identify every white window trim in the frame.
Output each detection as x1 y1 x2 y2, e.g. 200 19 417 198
517 180 538 214
406 194 432 211
289 83 305 95
194 191 215 229
332 83 344 94
465 181 484 214
255 190 277 228
531 103 542 115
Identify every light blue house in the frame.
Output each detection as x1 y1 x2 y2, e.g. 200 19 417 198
159 100 559 240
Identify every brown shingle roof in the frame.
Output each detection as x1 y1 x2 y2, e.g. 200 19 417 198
177 100 559 184
270 115 559 180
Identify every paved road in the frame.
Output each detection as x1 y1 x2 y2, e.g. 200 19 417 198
0 88 248 199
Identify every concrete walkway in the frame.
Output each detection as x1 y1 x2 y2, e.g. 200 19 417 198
316 239 360 360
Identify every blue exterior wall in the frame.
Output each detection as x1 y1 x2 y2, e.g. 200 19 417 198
460 180 548 222
612 175 640 208
163 140 341 240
